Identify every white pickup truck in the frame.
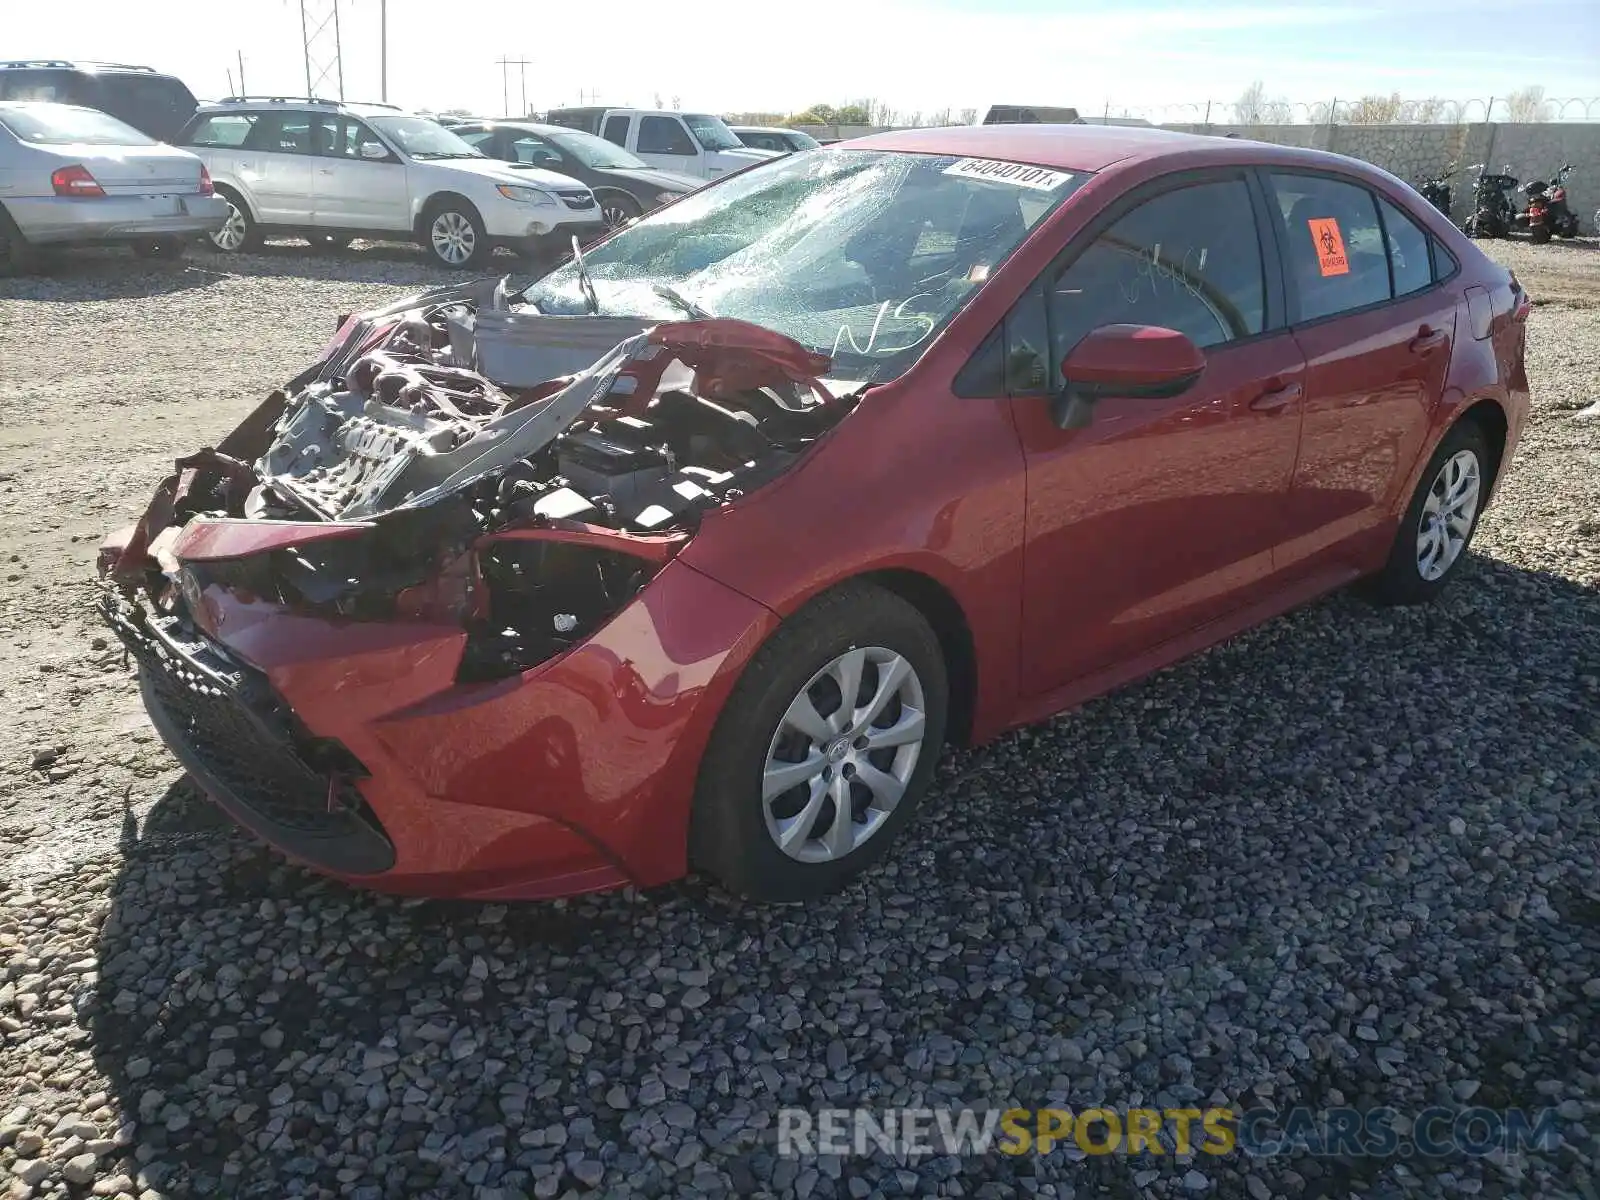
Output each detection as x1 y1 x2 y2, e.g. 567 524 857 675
543 108 779 182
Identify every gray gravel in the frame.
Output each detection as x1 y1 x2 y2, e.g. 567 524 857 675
1 239 1597 1199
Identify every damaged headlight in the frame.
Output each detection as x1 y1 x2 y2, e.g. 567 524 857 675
495 184 559 206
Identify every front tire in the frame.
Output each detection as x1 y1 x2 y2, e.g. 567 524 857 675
421 200 489 269
690 582 949 902
1360 420 1491 607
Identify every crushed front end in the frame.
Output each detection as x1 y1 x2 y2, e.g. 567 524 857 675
99 279 847 896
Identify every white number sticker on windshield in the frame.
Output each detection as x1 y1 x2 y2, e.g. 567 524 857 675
942 158 1073 191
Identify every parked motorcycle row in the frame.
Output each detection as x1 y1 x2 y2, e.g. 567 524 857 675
1418 161 1585 242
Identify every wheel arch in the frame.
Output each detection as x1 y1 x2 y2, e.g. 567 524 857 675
413 190 482 237
211 179 260 221
1457 396 1509 503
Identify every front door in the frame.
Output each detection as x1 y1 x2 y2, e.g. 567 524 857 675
235 110 317 224
633 114 700 176
1263 172 1458 573
1011 174 1308 694
310 114 411 231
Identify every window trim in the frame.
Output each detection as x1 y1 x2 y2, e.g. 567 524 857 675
1374 192 1434 301
956 167 1283 399
1257 166 1456 330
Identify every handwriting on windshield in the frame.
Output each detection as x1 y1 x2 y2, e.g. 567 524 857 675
1121 243 1209 308
830 295 940 358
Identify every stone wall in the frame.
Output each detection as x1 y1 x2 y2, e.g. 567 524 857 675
1161 121 1600 228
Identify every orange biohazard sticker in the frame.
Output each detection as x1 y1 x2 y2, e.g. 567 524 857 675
1307 218 1349 277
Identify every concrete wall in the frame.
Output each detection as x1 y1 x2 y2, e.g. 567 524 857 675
1162 121 1600 228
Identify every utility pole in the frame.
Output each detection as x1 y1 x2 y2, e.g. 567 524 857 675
299 0 345 100
496 56 529 117
379 0 387 102
236 50 246 98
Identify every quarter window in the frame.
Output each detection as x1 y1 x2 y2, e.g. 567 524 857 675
1378 196 1432 297
187 113 257 148
1043 178 1266 375
637 116 695 156
1268 173 1390 321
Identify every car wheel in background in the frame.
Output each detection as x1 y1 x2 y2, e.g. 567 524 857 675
599 192 641 228
1360 419 1491 606
421 199 489 269
207 190 259 253
690 582 949 902
131 237 187 260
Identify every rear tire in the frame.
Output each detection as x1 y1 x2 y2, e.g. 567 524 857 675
0 204 36 276
689 582 949 903
1359 420 1491 607
207 189 260 253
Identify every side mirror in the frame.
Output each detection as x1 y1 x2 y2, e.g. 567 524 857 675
360 142 388 161
1050 324 1205 430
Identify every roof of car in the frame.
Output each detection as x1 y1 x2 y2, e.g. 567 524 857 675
847 122 1364 176
729 126 794 135
456 120 570 135
198 98 403 119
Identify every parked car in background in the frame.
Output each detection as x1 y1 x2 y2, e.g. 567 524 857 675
181 98 605 267
0 60 198 142
102 125 1529 904
0 101 226 271
544 107 778 180
729 125 821 154
450 119 699 228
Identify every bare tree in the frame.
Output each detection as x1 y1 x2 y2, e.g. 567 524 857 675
1506 85 1550 122
1409 96 1448 123
866 97 896 127
926 107 953 127
1347 92 1405 124
959 107 979 125
1233 80 1268 124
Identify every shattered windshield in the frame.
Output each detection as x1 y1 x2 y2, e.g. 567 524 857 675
521 149 1086 382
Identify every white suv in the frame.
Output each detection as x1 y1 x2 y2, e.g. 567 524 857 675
181 98 605 267
543 108 779 181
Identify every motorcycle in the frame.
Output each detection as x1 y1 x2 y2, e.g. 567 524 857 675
1520 164 1580 243
1418 165 1454 218
1464 162 1519 239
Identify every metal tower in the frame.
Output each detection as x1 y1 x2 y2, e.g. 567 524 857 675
299 0 345 100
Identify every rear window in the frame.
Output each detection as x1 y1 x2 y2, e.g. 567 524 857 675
0 69 85 103
0 103 154 146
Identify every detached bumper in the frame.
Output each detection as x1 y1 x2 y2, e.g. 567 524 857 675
8 193 230 244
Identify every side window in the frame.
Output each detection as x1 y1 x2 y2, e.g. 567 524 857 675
244 112 315 155
602 115 630 147
1268 172 1390 321
637 115 695 156
1378 196 1432 297
1044 178 1266 374
508 135 562 166
319 116 389 159
187 113 257 148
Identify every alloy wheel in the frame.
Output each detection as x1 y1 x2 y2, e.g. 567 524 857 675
429 211 476 265
1416 449 1481 581
601 199 634 228
762 646 928 864
211 201 248 251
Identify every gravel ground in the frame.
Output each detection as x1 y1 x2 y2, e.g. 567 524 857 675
0 238 1597 1200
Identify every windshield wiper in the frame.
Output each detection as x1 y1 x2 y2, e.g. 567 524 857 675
651 283 713 320
571 236 600 316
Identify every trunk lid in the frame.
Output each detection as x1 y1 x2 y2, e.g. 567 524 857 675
68 143 204 194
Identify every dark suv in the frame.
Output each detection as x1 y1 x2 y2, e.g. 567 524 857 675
0 60 198 141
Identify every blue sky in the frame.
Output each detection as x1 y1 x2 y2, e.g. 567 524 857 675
9 0 1599 119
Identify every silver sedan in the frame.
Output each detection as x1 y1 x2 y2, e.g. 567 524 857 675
0 101 228 270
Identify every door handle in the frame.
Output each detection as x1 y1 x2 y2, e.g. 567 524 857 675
1409 326 1448 355
1249 382 1302 413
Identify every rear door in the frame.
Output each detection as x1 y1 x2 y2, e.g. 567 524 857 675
633 114 700 176
1264 171 1459 574
183 110 258 183
1002 172 1308 693
311 113 410 230
235 109 317 224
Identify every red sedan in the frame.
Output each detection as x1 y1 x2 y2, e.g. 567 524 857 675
100 125 1530 903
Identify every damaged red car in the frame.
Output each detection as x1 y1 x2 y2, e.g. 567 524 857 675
101 126 1530 902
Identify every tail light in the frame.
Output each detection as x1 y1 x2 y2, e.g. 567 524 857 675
51 164 105 197
198 165 214 196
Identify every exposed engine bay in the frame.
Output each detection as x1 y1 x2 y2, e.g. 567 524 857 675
105 278 859 681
